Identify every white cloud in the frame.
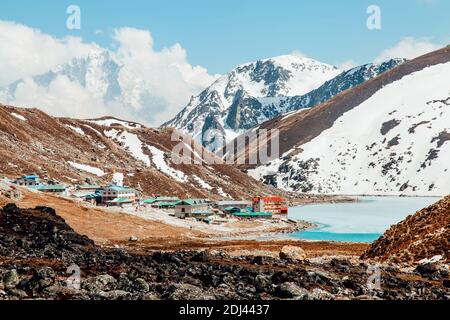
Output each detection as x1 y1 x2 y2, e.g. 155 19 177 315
11 76 114 119
374 37 442 63
0 20 98 86
0 22 219 127
112 27 219 125
337 60 357 71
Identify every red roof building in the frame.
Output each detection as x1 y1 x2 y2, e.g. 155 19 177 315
252 197 288 215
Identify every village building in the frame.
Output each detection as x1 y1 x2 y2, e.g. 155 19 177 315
37 184 67 196
76 185 101 192
222 207 242 215
81 193 102 205
141 196 180 207
13 175 40 187
100 185 138 205
233 211 273 219
154 202 177 209
105 198 135 207
216 200 252 212
155 196 180 203
141 198 157 205
174 199 211 219
252 197 288 216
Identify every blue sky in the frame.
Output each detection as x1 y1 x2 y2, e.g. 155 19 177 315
1 0 449 73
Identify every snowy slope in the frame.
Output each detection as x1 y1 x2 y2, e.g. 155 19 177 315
249 61 450 196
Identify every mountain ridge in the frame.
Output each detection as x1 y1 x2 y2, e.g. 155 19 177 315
164 56 405 149
0 104 286 200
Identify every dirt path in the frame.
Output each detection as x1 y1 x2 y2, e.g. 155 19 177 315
123 238 368 258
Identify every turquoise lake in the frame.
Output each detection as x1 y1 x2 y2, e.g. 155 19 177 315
288 196 440 243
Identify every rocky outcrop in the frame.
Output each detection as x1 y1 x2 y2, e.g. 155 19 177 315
362 195 450 265
0 204 448 300
279 246 306 261
0 181 21 201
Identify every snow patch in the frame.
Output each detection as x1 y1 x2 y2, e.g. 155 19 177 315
65 124 85 136
11 113 27 121
418 255 443 264
148 145 187 182
192 175 213 190
68 161 106 177
87 118 143 130
105 129 151 166
112 172 124 186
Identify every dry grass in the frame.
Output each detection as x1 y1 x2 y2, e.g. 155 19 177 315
0 189 205 245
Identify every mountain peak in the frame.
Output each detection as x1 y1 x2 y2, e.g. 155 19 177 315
238 53 338 71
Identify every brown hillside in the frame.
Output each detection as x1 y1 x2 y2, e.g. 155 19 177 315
362 195 450 264
0 105 283 200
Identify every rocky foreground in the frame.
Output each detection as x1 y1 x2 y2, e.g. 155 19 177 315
0 204 448 300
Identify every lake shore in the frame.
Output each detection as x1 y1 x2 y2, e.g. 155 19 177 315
288 196 442 243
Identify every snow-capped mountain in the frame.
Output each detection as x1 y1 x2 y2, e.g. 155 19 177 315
265 58 406 113
247 46 450 196
164 55 404 149
163 55 340 142
0 50 123 104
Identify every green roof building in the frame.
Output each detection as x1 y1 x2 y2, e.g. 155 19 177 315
233 212 273 219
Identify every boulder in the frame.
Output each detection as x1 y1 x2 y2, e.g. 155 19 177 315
443 279 450 288
142 292 160 300
6 288 28 299
26 267 56 292
2 203 20 214
415 263 438 276
311 288 334 300
166 283 215 300
191 251 210 263
0 182 22 201
133 278 150 292
254 274 271 292
275 282 310 299
279 246 306 261
85 177 96 185
3 270 19 288
98 290 130 300
96 274 117 287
